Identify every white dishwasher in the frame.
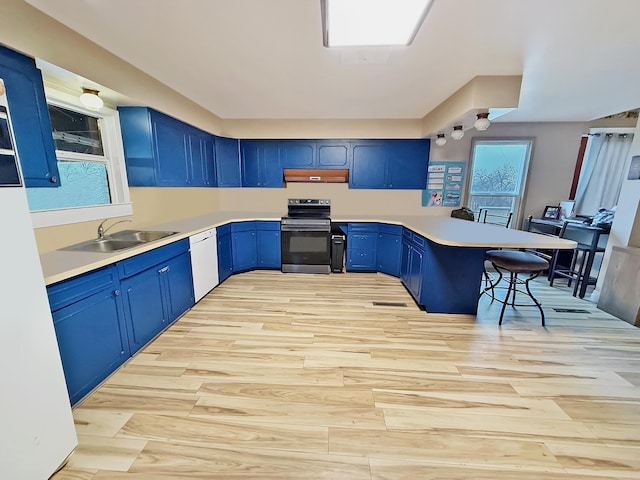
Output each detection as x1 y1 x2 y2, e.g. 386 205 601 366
189 228 219 302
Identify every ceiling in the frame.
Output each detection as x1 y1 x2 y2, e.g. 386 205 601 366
25 0 640 124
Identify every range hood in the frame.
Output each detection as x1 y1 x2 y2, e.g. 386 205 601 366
283 168 349 184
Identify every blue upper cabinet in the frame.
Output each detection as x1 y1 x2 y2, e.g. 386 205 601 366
0 46 60 187
240 140 282 188
386 140 430 189
280 140 315 169
152 112 190 185
189 130 216 186
215 135 242 187
350 139 430 189
351 141 387 189
279 139 349 170
118 106 217 187
317 140 350 168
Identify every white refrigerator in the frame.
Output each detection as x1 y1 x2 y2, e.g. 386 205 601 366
0 88 77 478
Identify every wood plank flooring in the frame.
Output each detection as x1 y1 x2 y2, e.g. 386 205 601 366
53 271 640 479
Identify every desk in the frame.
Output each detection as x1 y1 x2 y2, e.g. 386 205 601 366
527 218 609 298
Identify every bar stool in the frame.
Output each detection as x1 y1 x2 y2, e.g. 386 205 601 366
484 250 550 326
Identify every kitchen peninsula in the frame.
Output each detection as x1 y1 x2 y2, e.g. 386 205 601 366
41 212 576 313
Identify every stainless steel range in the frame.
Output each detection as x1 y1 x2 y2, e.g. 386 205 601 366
281 199 331 274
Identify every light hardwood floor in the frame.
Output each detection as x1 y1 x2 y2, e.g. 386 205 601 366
53 271 640 479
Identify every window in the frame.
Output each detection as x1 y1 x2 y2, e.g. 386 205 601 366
467 139 532 228
26 88 131 228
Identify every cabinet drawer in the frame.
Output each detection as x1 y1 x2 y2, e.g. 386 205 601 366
255 220 280 231
347 249 376 270
378 223 402 235
411 233 426 249
48 265 119 312
348 233 377 250
231 221 257 233
117 239 190 279
348 223 379 233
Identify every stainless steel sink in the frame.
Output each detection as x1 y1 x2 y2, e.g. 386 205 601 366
61 230 178 253
62 238 144 253
108 230 178 243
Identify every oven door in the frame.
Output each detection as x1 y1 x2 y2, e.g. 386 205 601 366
281 227 331 274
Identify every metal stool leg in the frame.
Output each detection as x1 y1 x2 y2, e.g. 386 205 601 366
524 271 545 326
498 272 514 325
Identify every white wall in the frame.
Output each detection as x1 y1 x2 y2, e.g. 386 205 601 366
595 117 640 299
431 122 588 226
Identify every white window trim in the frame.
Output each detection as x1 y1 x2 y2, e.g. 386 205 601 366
30 88 132 228
466 138 534 228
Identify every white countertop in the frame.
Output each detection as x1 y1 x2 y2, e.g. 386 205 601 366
40 212 576 286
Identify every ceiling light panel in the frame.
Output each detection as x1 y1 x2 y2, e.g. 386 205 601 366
324 0 433 47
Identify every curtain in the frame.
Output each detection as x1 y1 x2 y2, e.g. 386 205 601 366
574 132 634 215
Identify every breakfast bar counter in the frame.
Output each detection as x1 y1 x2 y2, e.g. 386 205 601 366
40 213 575 315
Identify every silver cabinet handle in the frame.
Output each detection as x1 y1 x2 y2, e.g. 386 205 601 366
114 290 120 296
159 266 170 273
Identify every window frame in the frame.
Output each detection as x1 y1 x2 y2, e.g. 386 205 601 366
29 87 132 228
465 138 534 228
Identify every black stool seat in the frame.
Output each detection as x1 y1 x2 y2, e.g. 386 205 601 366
484 250 549 326
486 250 549 272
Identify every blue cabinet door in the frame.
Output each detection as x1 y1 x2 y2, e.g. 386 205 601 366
386 140 430 189
152 112 190 186
118 107 155 185
232 224 258 271
350 141 387 189
317 140 350 168
241 140 282 187
346 224 378 271
280 141 315 168
217 230 233 282
215 136 241 187
188 131 217 186
51 287 129 404
377 232 402 276
407 245 424 301
121 266 167 354
257 222 281 268
0 46 59 187
164 251 195 320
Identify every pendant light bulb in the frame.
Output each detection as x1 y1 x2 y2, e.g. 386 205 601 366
474 112 491 131
79 87 104 110
451 125 464 140
435 133 447 146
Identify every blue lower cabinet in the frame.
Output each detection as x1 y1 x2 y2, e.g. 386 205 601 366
48 266 129 405
400 231 426 303
217 224 233 282
121 266 168 354
165 251 195 319
232 222 258 271
377 231 402 276
346 223 378 271
256 221 281 268
118 239 193 353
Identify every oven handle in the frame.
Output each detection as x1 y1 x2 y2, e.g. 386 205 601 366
281 225 331 232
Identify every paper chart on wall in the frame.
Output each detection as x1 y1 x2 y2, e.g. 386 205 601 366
422 161 465 207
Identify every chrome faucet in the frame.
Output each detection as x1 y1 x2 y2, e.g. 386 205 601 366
97 218 132 239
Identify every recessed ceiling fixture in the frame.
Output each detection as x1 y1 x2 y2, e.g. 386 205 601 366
451 125 464 140
79 87 103 110
435 133 446 146
474 112 491 131
322 0 434 47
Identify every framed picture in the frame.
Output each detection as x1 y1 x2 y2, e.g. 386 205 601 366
542 205 561 220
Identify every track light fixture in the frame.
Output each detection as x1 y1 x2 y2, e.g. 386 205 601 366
474 112 491 131
435 133 447 146
451 125 464 140
79 87 103 110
